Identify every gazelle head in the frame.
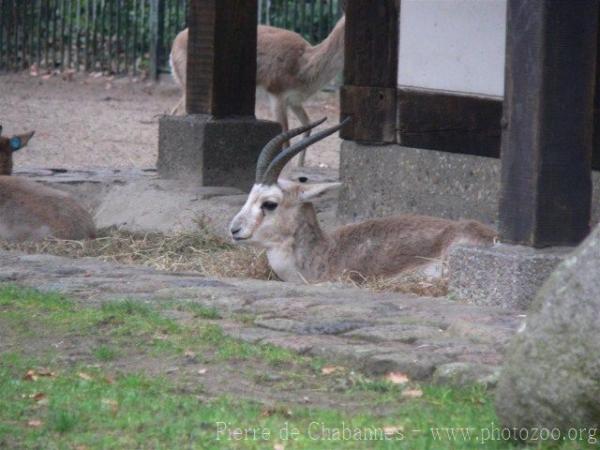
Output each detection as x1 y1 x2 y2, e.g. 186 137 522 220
0 126 35 175
229 118 349 248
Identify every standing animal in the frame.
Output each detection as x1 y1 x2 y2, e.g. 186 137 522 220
229 119 497 283
0 126 96 242
169 16 346 165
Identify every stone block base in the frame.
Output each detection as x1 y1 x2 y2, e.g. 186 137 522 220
158 115 281 191
337 141 600 226
448 243 571 310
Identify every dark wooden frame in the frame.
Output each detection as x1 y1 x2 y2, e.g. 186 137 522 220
186 0 258 117
498 0 598 247
396 89 502 159
340 0 399 143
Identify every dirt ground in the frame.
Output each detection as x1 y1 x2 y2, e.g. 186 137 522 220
0 72 341 171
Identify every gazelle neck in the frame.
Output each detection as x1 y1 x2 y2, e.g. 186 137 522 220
266 203 330 282
300 16 345 93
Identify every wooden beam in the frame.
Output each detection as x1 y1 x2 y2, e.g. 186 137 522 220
396 89 502 158
340 0 399 143
499 0 598 247
185 0 257 117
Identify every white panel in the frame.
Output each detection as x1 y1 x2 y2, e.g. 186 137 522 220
398 0 507 97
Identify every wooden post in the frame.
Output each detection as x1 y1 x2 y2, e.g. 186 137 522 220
149 0 165 80
594 5 600 171
186 0 257 117
340 0 399 143
499 0 598 247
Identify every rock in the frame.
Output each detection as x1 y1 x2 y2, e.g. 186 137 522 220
433 362 500 388
495 224 600 434
0 249 523 383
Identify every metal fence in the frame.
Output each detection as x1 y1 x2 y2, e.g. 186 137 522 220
0 0 343 77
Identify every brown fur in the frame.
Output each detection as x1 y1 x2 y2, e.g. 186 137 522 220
0 132 96 242
290 204 496 282
169 18 345 164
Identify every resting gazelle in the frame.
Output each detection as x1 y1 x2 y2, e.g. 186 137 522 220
0 126 96 242
229 119 497 283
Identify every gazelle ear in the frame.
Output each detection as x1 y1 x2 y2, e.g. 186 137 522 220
10 131 35 152
298 182 342 202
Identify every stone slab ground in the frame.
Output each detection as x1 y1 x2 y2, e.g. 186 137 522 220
0 250 524 386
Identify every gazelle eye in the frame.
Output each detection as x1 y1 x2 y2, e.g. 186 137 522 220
261 201 278 211
298 176 308 183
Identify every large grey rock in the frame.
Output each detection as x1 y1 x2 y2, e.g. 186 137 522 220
495 224 600 434
158 115 281 191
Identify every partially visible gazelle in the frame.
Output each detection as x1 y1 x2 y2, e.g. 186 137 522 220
229 119 497 283
0 126 96 242
169 16 345 165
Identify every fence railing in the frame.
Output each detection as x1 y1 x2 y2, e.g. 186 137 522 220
0 0 343 77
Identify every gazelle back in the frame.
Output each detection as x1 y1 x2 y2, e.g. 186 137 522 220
229 119 497 283
0 127 96 242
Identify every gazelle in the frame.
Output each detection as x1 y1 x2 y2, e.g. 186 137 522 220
0 126 96 242
229 119 497 283
169 16 346 165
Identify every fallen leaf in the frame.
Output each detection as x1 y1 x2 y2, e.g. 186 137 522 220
402 388 423 399
197 368 207 375
383 425 404 436
27 419 43 428
184 350 196 358
78 372 93 381
36 368 56 377
74 445 89 450
261 406 293 418
385 372 409 385
274 444 285 450
23 370 38 381
321 366 343 375
104 375 115 384
31 392 46 402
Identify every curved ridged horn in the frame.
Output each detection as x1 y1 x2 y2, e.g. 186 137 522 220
262 117 351 185
255 118 327 182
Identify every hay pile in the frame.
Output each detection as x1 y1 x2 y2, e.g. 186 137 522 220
0 223 274 281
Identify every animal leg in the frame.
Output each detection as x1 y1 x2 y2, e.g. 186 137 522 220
290 103 311 166
170 94 186 115
269 94 289 140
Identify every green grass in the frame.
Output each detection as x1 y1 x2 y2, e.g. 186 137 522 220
183 303 223 320
92 345 119 362
0 285 595 449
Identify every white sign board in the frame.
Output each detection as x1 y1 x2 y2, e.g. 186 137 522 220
398 0 507 97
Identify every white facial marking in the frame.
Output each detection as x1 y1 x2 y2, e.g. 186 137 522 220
229 183 286 245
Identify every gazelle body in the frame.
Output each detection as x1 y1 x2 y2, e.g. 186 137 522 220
229 120 497 283
0 127 96 242
169 17 345 165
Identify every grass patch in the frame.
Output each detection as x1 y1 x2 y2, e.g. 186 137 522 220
92 345 119 362
2 353 590 449
182 303 222 320
0 285 594 449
